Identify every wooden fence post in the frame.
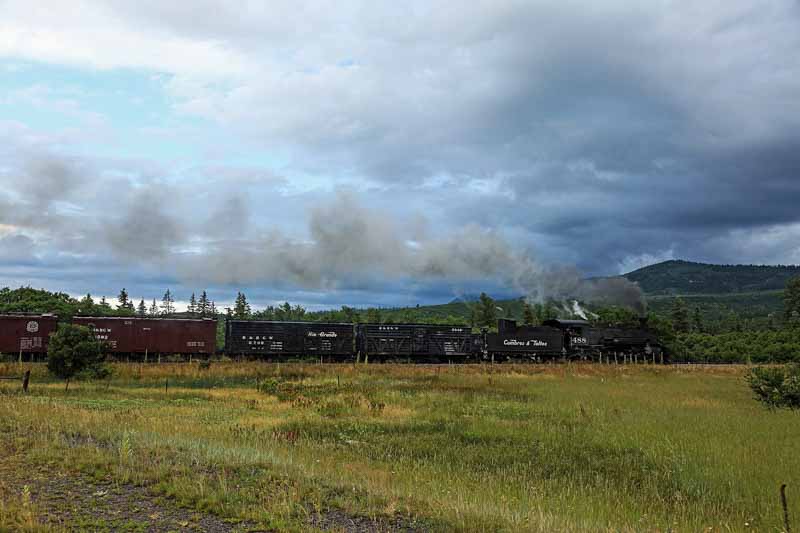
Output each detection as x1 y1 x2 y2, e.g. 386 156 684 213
22 370 30 393
782 484 791 533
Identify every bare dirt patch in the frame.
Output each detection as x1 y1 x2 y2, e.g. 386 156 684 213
0 454 257 532
0 443 427 532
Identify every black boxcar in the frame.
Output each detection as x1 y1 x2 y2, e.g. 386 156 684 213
600 327 661 355
225 321 353 358
357 324 475 360
425 325 475 358
486 320 564 358
298 322 354 356
357 324 421 358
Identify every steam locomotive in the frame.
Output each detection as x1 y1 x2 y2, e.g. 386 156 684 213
1 314 662 362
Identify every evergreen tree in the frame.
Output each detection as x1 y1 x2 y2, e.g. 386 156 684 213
149 298 159 316
198 290 210 317
784 276 800 320
692 307 703 333
341 306 357 323
477 292 497 328
366 307 382 323
188 293 197 315
99 296 112 313
790 310 800 329
137 299 147 317
160 289 175 316
210 300 217 316
671 297 690 333
523 302 535 325
79 293 95 314
234 292 251 319
117 288 133 312
543 302 559 321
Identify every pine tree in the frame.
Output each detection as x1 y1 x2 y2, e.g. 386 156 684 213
137 299 147 317
477 292 497 328
149 298 159 316
341 306 357 323
210 300 217 316
366 307 382 323
692 307 703 333
117 288 133 312
234 292 251 319
188 293 197 315
198 290 210 317
99 296 111 312
523 302 535 325
671 297 690 333
79 293 95 314
160 289 175 316
784 276 800 321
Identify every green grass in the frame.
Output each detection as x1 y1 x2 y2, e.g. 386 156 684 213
0 362 797 531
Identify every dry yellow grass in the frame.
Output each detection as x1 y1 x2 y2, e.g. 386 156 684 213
0 362 796 532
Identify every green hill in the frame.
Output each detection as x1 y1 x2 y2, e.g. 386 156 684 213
623 260 800 295
371 261 798 330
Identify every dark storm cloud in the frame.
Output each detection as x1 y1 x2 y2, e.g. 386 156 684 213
2 0 800 308
126 0 800 273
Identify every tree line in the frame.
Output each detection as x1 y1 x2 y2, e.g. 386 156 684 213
5 275 800 363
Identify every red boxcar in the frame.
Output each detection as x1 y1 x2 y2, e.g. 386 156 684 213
0 314 59 355
71 317 217 356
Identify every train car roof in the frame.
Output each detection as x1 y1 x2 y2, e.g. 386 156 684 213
73 316 216 322
227 319 353 326
0 313 58 318
542 319 592 327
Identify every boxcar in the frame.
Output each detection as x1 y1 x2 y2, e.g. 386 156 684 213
424 325 475 359
0 314 59 356
72 317 216 356
358 324 422 359
357 323 475 360
600 327 661 356
225 321 354 358
486 320 564 359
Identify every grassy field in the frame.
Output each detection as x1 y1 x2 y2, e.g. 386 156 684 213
0 362 797 532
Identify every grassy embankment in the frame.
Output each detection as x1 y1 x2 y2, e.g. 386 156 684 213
0 362 797 531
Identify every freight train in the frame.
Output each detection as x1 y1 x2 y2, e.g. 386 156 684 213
1 314 662 363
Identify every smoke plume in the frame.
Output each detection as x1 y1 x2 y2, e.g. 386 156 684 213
171 191 647 312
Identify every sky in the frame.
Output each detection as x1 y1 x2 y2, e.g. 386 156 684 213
1 1 799 311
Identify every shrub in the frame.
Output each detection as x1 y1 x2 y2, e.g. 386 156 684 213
47 323 108 390
746 365 800 409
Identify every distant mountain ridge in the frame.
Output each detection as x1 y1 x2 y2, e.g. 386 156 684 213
624 260 800 295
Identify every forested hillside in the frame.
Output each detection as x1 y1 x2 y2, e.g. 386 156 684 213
623 260 800 295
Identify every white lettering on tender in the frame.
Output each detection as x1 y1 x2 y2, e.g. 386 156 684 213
503 339 548 347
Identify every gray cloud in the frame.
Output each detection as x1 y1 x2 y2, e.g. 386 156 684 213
1 1 799 308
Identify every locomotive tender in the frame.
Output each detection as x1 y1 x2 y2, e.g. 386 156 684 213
1 314 662 362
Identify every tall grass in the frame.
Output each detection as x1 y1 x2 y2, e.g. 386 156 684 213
0 363 796 531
